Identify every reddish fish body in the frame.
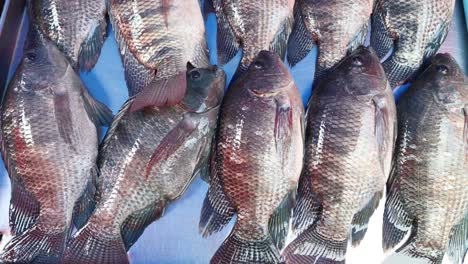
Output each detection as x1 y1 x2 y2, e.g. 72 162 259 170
200 51 304 264
283 47 396 264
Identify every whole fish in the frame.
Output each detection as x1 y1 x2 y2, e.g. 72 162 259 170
371 0 456 88
287 0 374 82
199 51 304 263
29 0 107 71
109 0 210 110
0 25 112 263
204 0 294 79
382 54 468 264
282 46 396 264
61 65 225 264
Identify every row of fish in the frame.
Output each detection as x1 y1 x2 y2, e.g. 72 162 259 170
28 0 457 106
0 0 465 264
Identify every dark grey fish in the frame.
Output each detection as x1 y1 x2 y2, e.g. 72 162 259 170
287 0 374 82
382 53 467 264
61 65 225 264
30 0 107 71
0 24 112 263
282 46 396 264
200 51 304 264
204 0 294 79
371 0 456 88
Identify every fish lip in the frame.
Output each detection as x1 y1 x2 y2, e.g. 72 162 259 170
248 89 281 98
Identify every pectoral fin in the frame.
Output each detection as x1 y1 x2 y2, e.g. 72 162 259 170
274 96 293 169
145 115 198 178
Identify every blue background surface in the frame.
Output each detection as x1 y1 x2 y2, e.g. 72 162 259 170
0 1 467 263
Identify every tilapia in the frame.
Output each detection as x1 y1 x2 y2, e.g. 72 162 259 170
287 0 373 82
199 51 304 264
0 24 112 263
382 54 467 264
282 46 397 264
61 65 225 264
109 0 210 110
30 0 107 71
204 0 294 79
371 0 456 88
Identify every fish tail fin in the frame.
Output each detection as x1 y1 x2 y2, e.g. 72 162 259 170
129 71 187 111
392 240 444 264
382 56 418 89
282 225 347 264
62 224 128 264
0 225 66 263
78 18 107 72
211 230 280 264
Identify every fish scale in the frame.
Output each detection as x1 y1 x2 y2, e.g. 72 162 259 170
371 0 455 88
30 0 107 71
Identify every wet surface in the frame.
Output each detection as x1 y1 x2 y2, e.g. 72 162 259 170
0 1 466 263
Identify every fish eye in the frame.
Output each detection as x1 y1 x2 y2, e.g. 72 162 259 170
190 70 201 80
436 64 449 75
253 59 265 69
352 55 364 67
25 52 37 61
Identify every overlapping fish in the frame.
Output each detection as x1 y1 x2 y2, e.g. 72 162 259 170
371 0 456 88
61 65 225 264
287 0 374 82
29 0 107 71
0 24 112 263
109 0 210 110
204 0 294 79
282 47 396 264
383 54 467 264
200 51 304 263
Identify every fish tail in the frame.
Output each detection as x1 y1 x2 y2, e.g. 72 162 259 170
129 71 187 111
392 241 444 264
62 223 128 264
0 225 66 263
211 229 280 264
382 56 418 89
282 225 347 264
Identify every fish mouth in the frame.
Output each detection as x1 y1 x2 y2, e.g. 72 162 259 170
248 89 281 98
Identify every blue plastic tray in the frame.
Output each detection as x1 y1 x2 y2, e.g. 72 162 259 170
0 1 466 263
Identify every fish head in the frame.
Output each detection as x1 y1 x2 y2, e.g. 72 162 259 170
316 46 387 97
423 53 467 106
243 50 293 98
19 25 69 91
182 63 226 113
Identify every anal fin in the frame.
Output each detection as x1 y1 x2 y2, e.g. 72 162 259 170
269 190 295 250
351 191 383 246
121 202 165 250
216 9 240 65
9 181 40 236
292 173 321 236
270 16 293 60
447 214 467 264
81 85 113 127
73 166 98 230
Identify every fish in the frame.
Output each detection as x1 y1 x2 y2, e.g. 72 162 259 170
287 0 374 82
0 23 112 263
109 0 210 110
371 0 456 88
282 46 397 264
61 64 226 264
382 53 468 264
29 0 107 71
203 0 295 79
199 50 304 264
